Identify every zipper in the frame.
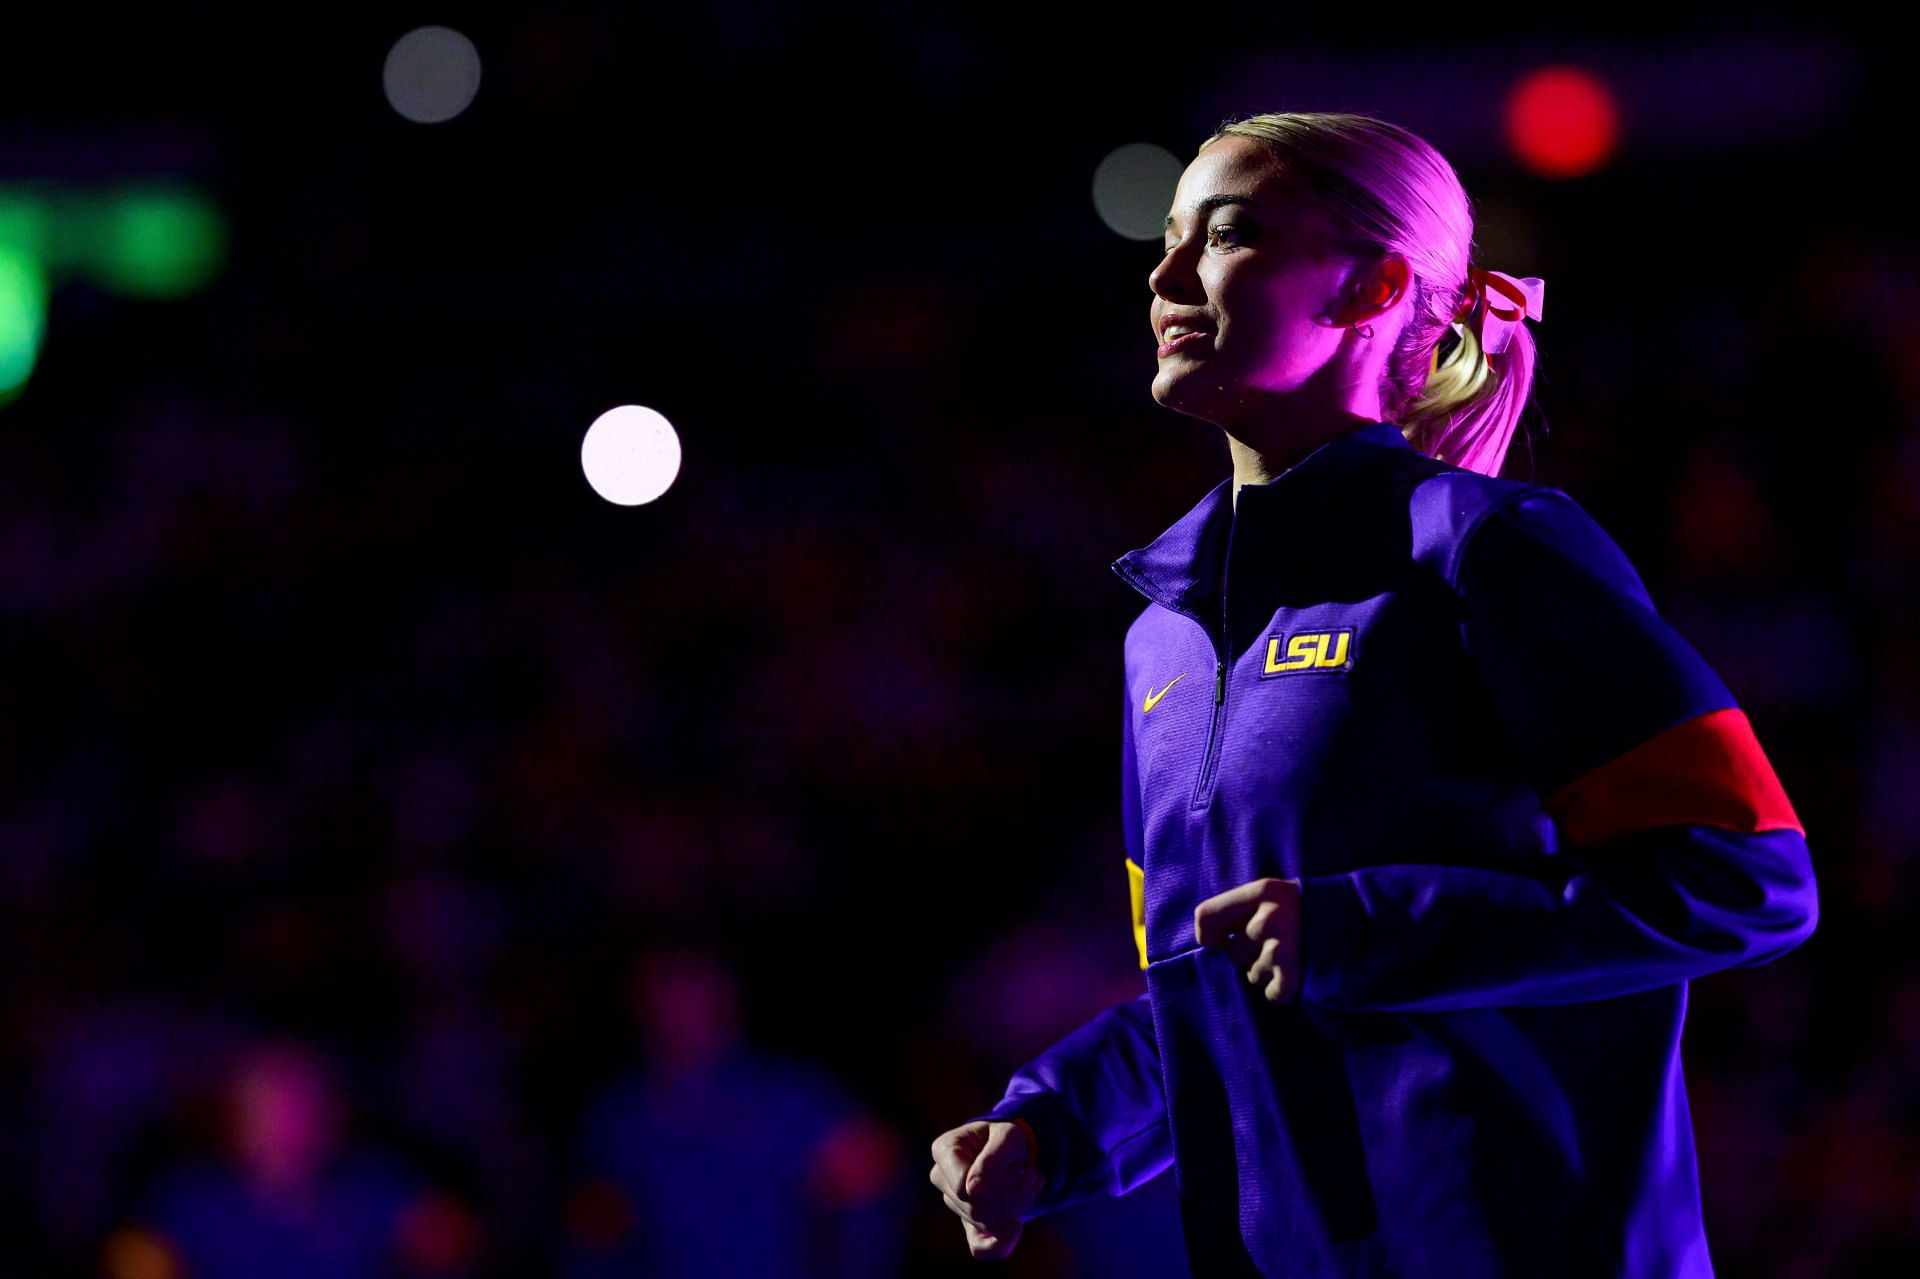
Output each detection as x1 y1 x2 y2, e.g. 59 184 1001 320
1109 509 1236 811
1190 512 1236 809
1191 618 1228 809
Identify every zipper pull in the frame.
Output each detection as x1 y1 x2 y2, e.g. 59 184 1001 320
1215 659 1225 705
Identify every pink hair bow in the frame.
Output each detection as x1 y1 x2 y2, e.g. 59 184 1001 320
1452 267 1545 355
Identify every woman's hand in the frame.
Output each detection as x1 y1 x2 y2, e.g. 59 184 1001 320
928 1119 1042 1260
1194 877 1303 1003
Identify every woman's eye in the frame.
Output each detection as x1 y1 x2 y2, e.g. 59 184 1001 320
1160 225 1248 257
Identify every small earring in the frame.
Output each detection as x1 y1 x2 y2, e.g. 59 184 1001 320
1351 321 1374 340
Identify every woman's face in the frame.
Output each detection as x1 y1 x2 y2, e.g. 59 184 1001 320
1148 136 1389 424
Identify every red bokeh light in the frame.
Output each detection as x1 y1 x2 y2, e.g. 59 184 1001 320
806 1111 905 1209
1503 65 1621 178
395 1191 483 1274
564 1178 637 1252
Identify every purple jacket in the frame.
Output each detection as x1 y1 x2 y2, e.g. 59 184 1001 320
970 420 1816 1277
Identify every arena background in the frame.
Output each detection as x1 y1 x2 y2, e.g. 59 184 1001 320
0 6 1912 1276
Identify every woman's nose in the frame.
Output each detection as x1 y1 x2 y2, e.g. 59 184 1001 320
1149 245 1199 302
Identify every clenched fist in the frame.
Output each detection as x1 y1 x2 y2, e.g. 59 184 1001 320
1194 876 1303 1003
928 1119 1043 1260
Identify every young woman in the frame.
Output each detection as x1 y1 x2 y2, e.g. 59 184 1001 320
928 112 1818 1276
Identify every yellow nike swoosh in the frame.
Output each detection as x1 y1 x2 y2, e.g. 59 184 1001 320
1143 673 1185 713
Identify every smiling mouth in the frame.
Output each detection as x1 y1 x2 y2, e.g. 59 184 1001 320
1157 330 1211 357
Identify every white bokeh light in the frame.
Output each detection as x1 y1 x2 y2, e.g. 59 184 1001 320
1091 142 1185 241
383 26 482 124
581 405 681 506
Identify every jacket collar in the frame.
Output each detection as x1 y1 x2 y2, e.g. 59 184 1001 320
1109 420 1417 620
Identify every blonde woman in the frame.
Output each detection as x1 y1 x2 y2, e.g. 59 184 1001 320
928 112 1816 1276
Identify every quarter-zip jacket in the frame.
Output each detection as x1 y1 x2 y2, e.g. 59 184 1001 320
967 420 1817 1277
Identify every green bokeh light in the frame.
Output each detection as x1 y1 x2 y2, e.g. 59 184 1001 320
96 186 227 298
0 246 49 404
0 182 226 406
0 191 49 264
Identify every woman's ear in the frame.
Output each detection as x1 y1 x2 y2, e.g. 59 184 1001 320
1344 253 1420 328
1341 254 1411 326
1368 256 1411 310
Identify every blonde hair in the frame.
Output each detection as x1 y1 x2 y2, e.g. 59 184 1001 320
1200 111 1541 478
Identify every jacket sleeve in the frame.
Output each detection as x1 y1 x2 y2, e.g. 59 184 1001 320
961 674 1172 1213
1297 487 1819 1014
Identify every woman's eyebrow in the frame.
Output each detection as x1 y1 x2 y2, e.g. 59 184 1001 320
1164 193 1258 233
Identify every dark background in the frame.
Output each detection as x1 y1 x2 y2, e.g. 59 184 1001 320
1 6 1913 1276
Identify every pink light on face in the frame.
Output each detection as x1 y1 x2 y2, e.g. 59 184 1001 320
1503 65 1621 179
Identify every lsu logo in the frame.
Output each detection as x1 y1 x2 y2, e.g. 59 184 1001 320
1261 628 1354 676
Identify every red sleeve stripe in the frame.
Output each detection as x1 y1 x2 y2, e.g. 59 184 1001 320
1542 706 1806 846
